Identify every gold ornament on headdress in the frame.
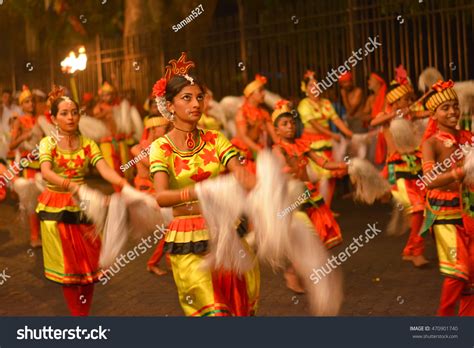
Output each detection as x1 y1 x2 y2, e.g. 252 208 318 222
47 85 66 107
271 99 292 124
164 52 196 81
19 85 33 105
424 80 458 112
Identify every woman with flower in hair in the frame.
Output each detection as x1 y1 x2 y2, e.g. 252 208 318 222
420 80 474 316
298 70 353 208
150 53 260 316
231 74 280 173
36 86 130 316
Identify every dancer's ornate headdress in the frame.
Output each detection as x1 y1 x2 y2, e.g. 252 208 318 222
244 74 267 98
99 82 115 95
338 71 353 83
144 115 169 129
300 70 316 93
19 85 33 105
152 52 196 121
47 85 74 108
386 65 414 105
271 99 292 124
424 80 458 112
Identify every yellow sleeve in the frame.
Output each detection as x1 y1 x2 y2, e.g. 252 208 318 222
297 98 322 124
150 138 170 177
88 139 104 167
324 99 340 121
38 136 54 164
215 131 238 167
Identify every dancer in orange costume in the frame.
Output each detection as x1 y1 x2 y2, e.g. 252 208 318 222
272 100 347 292
9 85 41 247
93 82 127 190
420 80 474 316
231 74 279 173
370 65 429 267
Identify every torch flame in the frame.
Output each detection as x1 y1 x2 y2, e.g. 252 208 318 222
61 46 87 74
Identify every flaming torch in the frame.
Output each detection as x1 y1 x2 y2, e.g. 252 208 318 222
60 46 87 103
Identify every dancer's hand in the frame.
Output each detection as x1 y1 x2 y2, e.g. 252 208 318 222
234 167 256 191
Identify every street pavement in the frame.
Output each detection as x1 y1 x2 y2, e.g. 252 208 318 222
0 179 442 316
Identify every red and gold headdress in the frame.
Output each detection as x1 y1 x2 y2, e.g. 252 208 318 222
421 80 459 144
386 65 414 105
152 52 196 121
424 80 458 112
338 71 353 83
271 99 292 124
19 85 33 105
99 82 115 95
243 74 267 98
47 85 68 107
144 115 169 129
301 70 316 93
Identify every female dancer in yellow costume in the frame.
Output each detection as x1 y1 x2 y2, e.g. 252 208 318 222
150 53 260 316
298 70 353 208
36 86 129 316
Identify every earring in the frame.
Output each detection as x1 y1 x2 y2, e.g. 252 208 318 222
55 123 59 132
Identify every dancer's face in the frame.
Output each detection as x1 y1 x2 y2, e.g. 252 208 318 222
249 87 265 105
275 115 296 140
433 100 460 130
101 91 113 104
168 85 204 124
54 99 80 133
339 80 352 90
392 93 414 110
21 96 35 114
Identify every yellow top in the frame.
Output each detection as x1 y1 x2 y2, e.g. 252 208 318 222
297 97 340 130
39 135 103 188
149 129 238 190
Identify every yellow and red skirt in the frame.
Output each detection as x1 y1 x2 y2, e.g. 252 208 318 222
303 182 342 249
387 152 425 214
301 131 333 178
164 215 260 316
36 188 102 285
421 189 470 281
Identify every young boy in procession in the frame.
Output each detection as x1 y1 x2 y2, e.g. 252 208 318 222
420 80 474 316
9 85 42 247
370 66 430 267
271 100 347 292
130 103 172 276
